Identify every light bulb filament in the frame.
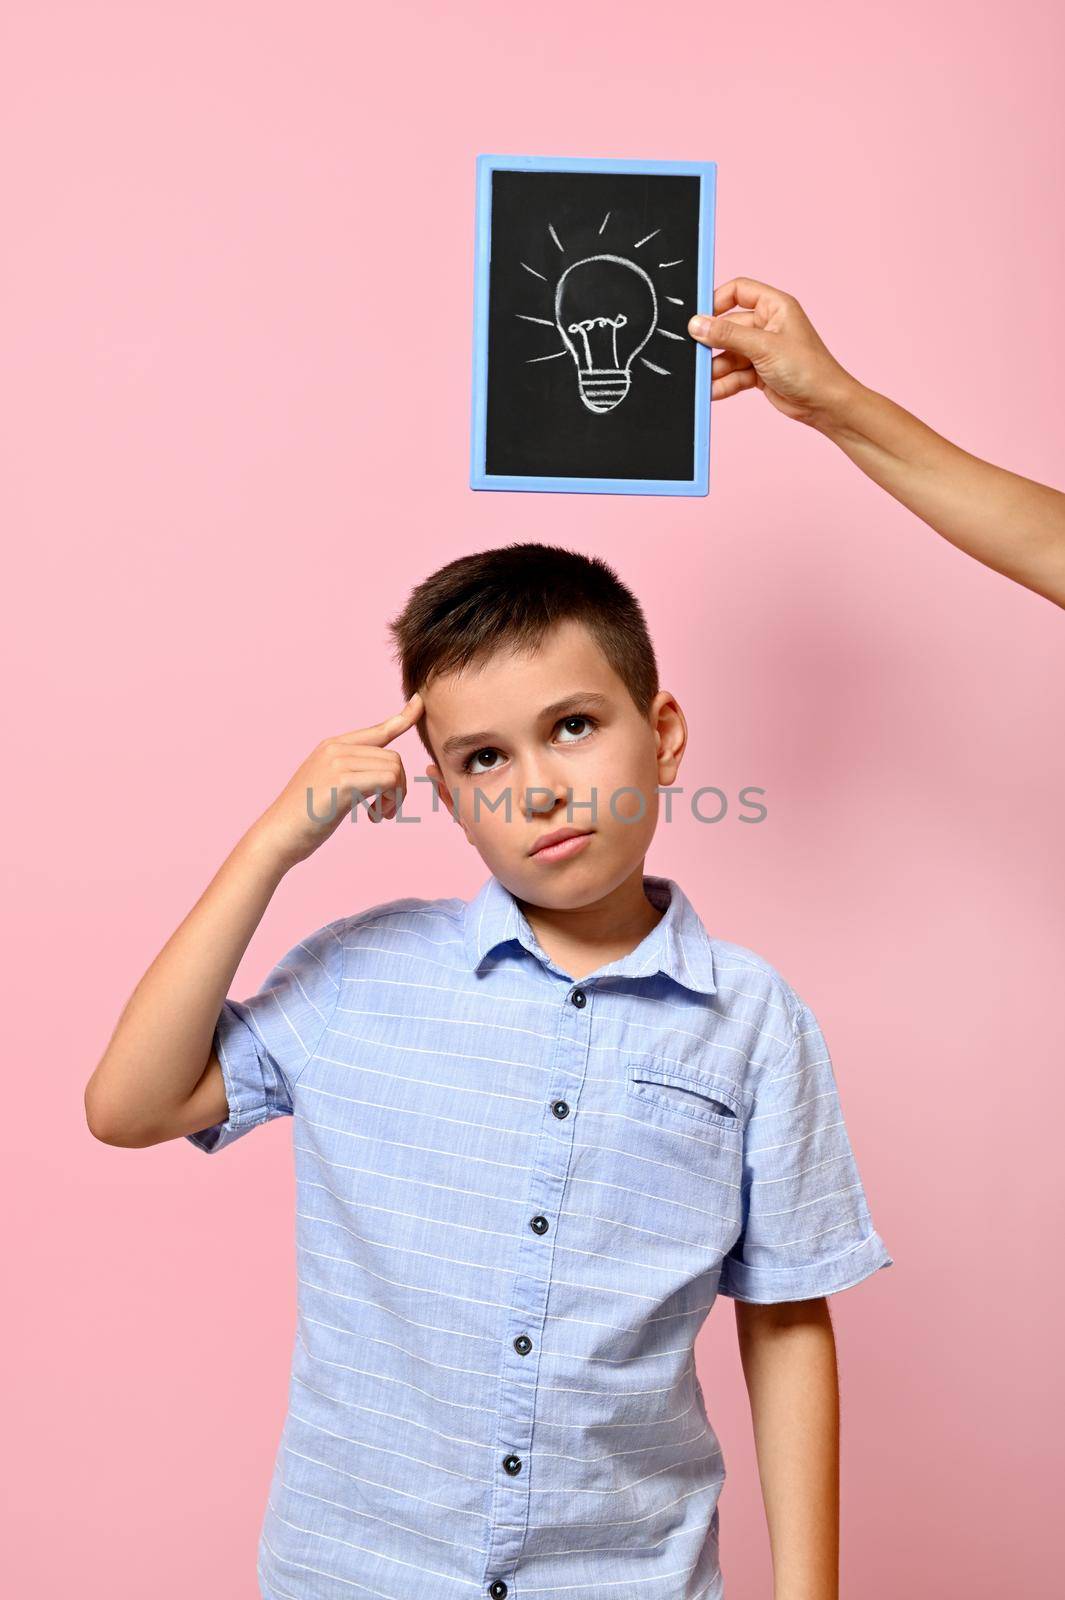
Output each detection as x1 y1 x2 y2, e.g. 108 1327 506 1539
566 313 628 369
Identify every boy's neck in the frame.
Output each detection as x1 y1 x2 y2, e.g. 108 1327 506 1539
515 863 665 982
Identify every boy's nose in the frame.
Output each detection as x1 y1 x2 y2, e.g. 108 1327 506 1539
519 763 571 818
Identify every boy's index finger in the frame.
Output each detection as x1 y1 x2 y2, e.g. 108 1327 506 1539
372 692 425 744
341 692 425 748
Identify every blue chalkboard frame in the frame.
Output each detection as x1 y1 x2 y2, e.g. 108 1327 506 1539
470 153 717 496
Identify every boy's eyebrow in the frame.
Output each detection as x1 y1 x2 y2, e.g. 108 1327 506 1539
441 691 612 757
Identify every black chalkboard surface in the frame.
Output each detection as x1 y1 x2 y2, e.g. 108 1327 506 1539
471 156 716 495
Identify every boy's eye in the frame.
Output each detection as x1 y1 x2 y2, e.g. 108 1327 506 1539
463 746 501 776
461 714 599 776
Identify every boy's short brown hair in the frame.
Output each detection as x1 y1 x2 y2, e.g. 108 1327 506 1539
388 541 660 763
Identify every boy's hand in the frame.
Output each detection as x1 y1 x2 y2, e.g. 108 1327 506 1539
688 278 860 429
248 692 424 871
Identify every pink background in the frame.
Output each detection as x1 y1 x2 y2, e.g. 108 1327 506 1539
3 2 1063 1595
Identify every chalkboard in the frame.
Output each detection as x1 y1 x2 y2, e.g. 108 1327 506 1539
471 155 716 496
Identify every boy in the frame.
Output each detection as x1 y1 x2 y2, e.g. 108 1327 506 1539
86 541 892 1600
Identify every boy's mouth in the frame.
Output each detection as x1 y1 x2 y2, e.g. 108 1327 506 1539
528 826 595 861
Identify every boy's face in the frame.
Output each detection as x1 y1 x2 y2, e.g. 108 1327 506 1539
421 618 687 910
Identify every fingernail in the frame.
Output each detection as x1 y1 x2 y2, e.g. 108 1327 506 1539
689 315 709 337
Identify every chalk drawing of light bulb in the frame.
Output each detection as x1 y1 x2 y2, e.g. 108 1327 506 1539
555 253 659 414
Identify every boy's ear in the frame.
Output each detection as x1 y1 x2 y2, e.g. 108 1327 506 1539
650 691 687 785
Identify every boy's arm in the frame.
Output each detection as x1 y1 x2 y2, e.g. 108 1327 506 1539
735 1296 840 1600
688 278 1065 610
84 829 292 1146
83 695 423 1147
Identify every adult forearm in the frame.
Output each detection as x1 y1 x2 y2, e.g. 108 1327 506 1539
737 1301 840 1600
84 826 289 1144
816 380 1065 607
688 278 1065 609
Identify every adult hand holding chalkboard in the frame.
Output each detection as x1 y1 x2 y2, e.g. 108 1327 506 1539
471 155 716 496
687 275 1065 609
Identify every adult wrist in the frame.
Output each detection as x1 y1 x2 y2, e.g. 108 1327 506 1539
808 373 878 444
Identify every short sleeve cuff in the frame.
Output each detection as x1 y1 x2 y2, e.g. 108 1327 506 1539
719 1229 894 1303
184 1002 274 1154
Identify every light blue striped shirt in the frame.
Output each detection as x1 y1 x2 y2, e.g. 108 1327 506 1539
188 871 892 1600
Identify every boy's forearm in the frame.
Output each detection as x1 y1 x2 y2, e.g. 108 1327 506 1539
815 381 1065 606
735 1297 840 1600
84 825 290 1143
85 698 426 1145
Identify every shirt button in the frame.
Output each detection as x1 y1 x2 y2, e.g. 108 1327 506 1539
503 1453 523 1475
551 1099 570 1118
570 988 586 1007
529 1214 549 1234
488 1582 508 1598
513 1334 532 1356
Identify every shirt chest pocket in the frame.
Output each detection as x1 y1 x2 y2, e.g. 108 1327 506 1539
625 1059 748 1133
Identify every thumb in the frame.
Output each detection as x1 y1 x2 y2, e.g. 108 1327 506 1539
688 313 770 361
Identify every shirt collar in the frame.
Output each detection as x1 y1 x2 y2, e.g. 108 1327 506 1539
461 871 717 995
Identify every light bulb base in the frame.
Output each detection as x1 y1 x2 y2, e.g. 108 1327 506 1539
578 368 630 414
